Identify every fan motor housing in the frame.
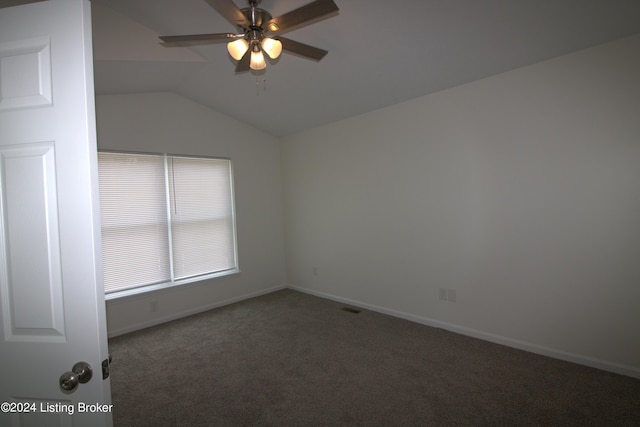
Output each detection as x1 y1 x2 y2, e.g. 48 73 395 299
240 7 272 30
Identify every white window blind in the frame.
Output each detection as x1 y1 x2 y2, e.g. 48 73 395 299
98 153 169 293
97 152 237 295
168 156 236 280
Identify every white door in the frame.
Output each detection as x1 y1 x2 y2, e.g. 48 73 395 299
0 1 112 426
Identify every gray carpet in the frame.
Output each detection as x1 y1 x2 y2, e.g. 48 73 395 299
108 289 640 426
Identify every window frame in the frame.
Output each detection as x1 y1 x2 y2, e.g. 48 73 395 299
98 150 240 300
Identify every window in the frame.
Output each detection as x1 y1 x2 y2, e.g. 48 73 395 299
97 152 238 298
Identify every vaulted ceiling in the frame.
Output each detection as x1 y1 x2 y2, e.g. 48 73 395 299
91 0 640 137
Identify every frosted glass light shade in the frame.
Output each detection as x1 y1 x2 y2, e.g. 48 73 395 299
227 39 249 61
261 38 282 59
250 49 267 70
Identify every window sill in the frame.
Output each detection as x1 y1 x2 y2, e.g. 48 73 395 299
104 268 240 301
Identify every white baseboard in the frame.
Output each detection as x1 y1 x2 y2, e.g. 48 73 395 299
286 284 640 380
107 284 287 338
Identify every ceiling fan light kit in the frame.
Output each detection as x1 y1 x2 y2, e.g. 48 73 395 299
160 0 339 73
250 46 267 70
261 37 282 59
227 38 249 60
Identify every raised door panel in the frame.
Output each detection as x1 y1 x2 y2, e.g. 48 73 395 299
0 143 65 343
0 35 52 111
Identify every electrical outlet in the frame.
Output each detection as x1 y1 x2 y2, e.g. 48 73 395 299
150 301 158 313
313 267 318 276
447 289 457 302
439 288 457 302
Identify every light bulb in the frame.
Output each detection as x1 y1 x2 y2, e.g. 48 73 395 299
227 39 249 61
261 37 282 59
250 49 266 70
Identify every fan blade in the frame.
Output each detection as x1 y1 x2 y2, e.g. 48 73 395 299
279 37 328 61
265 0 339 34
205 0 251 29
235 49 251 72
160 33 238 46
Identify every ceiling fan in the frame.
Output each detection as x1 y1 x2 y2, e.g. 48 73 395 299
159 0 339 72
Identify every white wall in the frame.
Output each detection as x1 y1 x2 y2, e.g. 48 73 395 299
96 92 286 336
282 35 640 377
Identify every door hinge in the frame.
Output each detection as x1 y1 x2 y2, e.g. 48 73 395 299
102 354 112 380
